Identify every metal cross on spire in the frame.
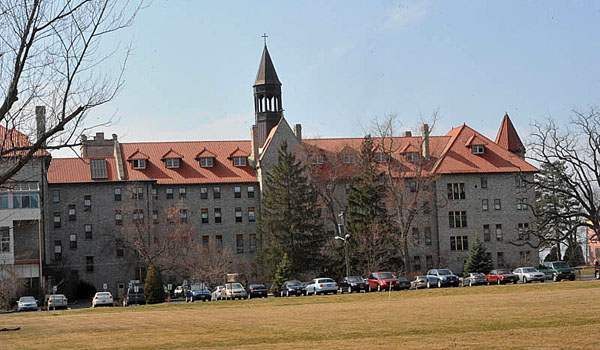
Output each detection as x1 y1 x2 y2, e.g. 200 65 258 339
262 33 268 46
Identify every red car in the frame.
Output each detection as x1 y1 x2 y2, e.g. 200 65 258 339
366 272 400 292
485 269 519 285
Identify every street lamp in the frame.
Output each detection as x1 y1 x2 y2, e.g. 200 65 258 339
335 212 350 277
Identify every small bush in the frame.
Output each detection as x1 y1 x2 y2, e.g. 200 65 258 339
145 264 166 304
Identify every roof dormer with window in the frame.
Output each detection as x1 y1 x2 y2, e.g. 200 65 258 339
228 147 249 167
195 148 216 168
161 149 183 169
127 149 150 170
465 134 487 155
400 143 420 163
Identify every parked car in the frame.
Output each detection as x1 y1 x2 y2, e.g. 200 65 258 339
92 292 114 307
17 296 38 312
513 267 545 283
366 272 401 292
280 280 306 297
462 273 486 287
186 284 211 302
47 294 68 309
397 277 411 290
411 276 429 289
173 285 184 298
123 287 146 306
338 276 368 293
486 269 519 285
223 283 248 300
211 285 225 301
305 278 338 295
539 261 576 282
247 284 268 299
426 269 460 288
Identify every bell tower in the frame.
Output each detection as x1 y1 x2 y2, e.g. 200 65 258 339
253 37 283 150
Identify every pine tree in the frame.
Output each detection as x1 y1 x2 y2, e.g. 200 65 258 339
345 136 398 275
563 244 585 266
544 246 559 262
257 141 325 278
270 253 292 296
144 264 165 304
463 234 493 274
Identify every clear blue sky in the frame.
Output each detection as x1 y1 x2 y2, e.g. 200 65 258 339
73 0 600 156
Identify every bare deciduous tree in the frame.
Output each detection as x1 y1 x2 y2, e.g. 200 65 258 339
0 265 24 310
0 0 143 185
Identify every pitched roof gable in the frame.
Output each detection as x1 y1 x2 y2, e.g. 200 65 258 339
228 147 250 159
195 147 216 159
464 134 488 147
127 149 150 161
0 125 50 157
495 113 525 153
161 149 184 160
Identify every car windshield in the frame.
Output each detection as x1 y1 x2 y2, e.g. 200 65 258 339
249 284 265 288
318 278 334 283
472 273 484 277
522 267 537 273
97 292 111 296
438 269 453 275
497 269 512 274
52 295 65 300
287 280 302 286
191 285 206 290
347 276 363 283
229 283 243 289
377 272 396 279
20 296 35 302
552 262 570 268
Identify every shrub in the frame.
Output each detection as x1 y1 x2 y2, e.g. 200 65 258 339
270 253 291 296
145 264 166 304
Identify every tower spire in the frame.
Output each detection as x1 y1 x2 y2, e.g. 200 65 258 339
262 33 268 46
253 42 283 149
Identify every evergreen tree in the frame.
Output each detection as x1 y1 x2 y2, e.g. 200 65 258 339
270 253 292 296
144 264 165 304
463 234 493 274
563 244 585 266
345 136 398 275
544 246 560 262
257 141 325 278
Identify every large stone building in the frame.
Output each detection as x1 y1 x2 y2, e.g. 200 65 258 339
43 44 539 292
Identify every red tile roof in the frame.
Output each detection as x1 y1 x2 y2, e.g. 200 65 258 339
127 149 149 160
161 149 184 160
120 141 256 185
228 147 250 158
48 157 120 183
495 113 525 153
195 147 216 159
0 126 50 157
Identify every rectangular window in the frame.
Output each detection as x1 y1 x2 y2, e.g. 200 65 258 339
200 187 208 199
234 157 247 167
179 188 186 199
166 158 180 169
235 207 242 222
424 227 432 246
234 186 241 198
447 183 466 200
132 187 143 200
517 198 528 211
201 208 209 224
450 235 469 251
54 212 61 228
133 209 144 222
69 234 77 249
345 183 351 195
86 256 94 272
216 235 223 248
412 227 420 244
151 188 158 199
248 207 256 222
311 155 324 164
495 224 503 241
115 210 122 226
84 224 92 239
214 208 222 223
0 194 8 209
483 224 490 242
249 233 257 251
68 205 76 221
166 188 173 199
248 186 255 198
213 187 221 199
13 193 39 208
413 256 422 272
406 152 419 162
482 199 488 211
472 145 485 154
83 195 91 211
0 227 9 253
114 188 122 201
518 223 530 240
407 180 417 192
180 209 187 223
167 211 174 224
448 211 467 228
494 199 501 210
497 252 505 267
343 154 355 164
515 175 523 188
54 240 62 261
152 210 158 224
132 159 146 169
200 157 213 168
480 176 487 189
202 235 209 248
426 255 433 269
236 234 244 253
375 153 387 163
53 190 60 203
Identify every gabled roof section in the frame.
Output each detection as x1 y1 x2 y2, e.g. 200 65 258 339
0 125 50 157
161 149 184 160
195 147 216 159
495 113 525 153
400 143 420 153
127 149 150 161
254 45 281 86
228 147 250 159
464 134 488 147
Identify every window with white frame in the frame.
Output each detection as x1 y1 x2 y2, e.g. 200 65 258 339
482 199 489 211
406 152 419 162
233 157 246 167
494 198 501 210
166 158 180 169
517 198 528 210
132 187 143 200
311 155 324 164
447 183 466 200
0 194 9 209
69 234 77 249
132 159 146 169
234 187 241 198
518 223 530 240
179 188 186 199
0 227 9 253
247 186 255 198
472 145 485 154
114 188 122 201
52 190 60 203
248 207 255 222
495 224 503 241
200 187 208 199
84 224 92 239
13 192 39 208
200 157 213 168
343 154 355 164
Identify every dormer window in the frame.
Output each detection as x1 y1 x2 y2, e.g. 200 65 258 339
375 153 387 163
200 157 213 168
311 155 324 165
343 154 355 164
166 158 180 169
132 159 146 169
233 157 247 167
472 145 485 154
406 152 419 163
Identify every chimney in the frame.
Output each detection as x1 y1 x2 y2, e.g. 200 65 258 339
294 124 302 142
95 132 105 141
250 125 259 165
402 131 412 137
112 134 126 180
421 123 430 159
35 106 46 146
81 135 88 158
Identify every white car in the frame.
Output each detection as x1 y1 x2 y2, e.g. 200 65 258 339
17 296 38 312
47 294 68 309
513 267 546 283
305 278 338 295
211 285 225 301
92 292 114 307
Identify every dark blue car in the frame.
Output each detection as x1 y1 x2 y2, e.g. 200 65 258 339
280 280 305 297
186 284 211 302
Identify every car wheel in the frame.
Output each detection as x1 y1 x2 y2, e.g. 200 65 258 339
280 291 284 297
347 286 352 294
523 277 528 284
469 280 472 287
426 281 431 289
437 280 442 288
513 279 518 284
377 284 381 292
540 279 545 283
553 274 558 282
497 278 501 285
286 290 290 297
569 276 575 281
486 279 490 286
368 285 372 292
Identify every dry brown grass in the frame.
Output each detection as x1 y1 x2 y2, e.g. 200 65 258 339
2 281 600 349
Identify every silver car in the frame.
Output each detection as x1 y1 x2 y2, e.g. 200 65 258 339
47 294 68 309
305 278 338 295
224 283 248 300
211 285 225 301
17 296 38 312
513 267 545 283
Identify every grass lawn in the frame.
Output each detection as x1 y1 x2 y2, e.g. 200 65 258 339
2 281 600 349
